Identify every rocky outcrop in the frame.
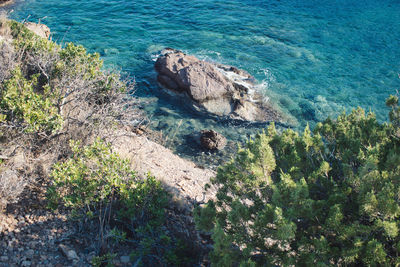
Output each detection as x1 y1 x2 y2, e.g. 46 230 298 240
24 22 50 39
0 40 14 82
200 130 226 150
0 0 13 7
155 48 281 122
108 130 216 211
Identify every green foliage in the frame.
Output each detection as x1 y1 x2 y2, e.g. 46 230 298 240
118 173 168 227
58 42 103 81
1 20 129 138
196 98 400 266
91 253 117 267
48 139 190 266
387 94 400 137
9 20 59 54
48 138 136 214
0 67 62 133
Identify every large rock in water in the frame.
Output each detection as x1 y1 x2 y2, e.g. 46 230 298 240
155 48 281 122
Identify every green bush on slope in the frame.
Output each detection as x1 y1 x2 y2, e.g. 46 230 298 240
195 96 400 266
1 67 62 133
0 20 134 137
0 19 138 210
48 139 191 266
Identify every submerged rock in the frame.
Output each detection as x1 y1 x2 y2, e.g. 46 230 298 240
24 22 51 39
155 48 281 122
200 130 226 150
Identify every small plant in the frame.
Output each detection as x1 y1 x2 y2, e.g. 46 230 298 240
91 252 117 267
48 138 136 244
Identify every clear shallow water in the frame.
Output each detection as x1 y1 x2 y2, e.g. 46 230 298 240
3 0 400 165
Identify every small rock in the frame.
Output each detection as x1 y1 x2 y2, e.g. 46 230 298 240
67 250 79 261
59 244 79 261
86 252 96 263
200 130 227 150
120 256 130 263
21 260 31 267
28 241 37 249
24 22 51 39
26 249 35 257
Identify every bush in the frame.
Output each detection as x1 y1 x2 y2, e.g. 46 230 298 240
0 19 139 141
1 67 62 134
0 20 140 211
48 139 186 266
195 97 400 266
48 138 136 219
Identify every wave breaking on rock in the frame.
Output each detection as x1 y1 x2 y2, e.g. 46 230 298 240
155 48 282 123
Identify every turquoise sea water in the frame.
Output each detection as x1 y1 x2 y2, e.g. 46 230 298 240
3 0 400 165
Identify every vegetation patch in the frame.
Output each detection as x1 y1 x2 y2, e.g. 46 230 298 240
195 96 400 266
48 139 193 266
0 19 138 209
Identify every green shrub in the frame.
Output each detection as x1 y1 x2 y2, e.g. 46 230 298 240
48 139 187 266
48 138 135 215
0 67 62 133
387 94 400 137
91 252 117 267
195 97 400 266
9 20 59 54
1 20 137 141
58 42 103 80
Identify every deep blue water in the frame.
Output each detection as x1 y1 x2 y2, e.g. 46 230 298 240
3 0 400 165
